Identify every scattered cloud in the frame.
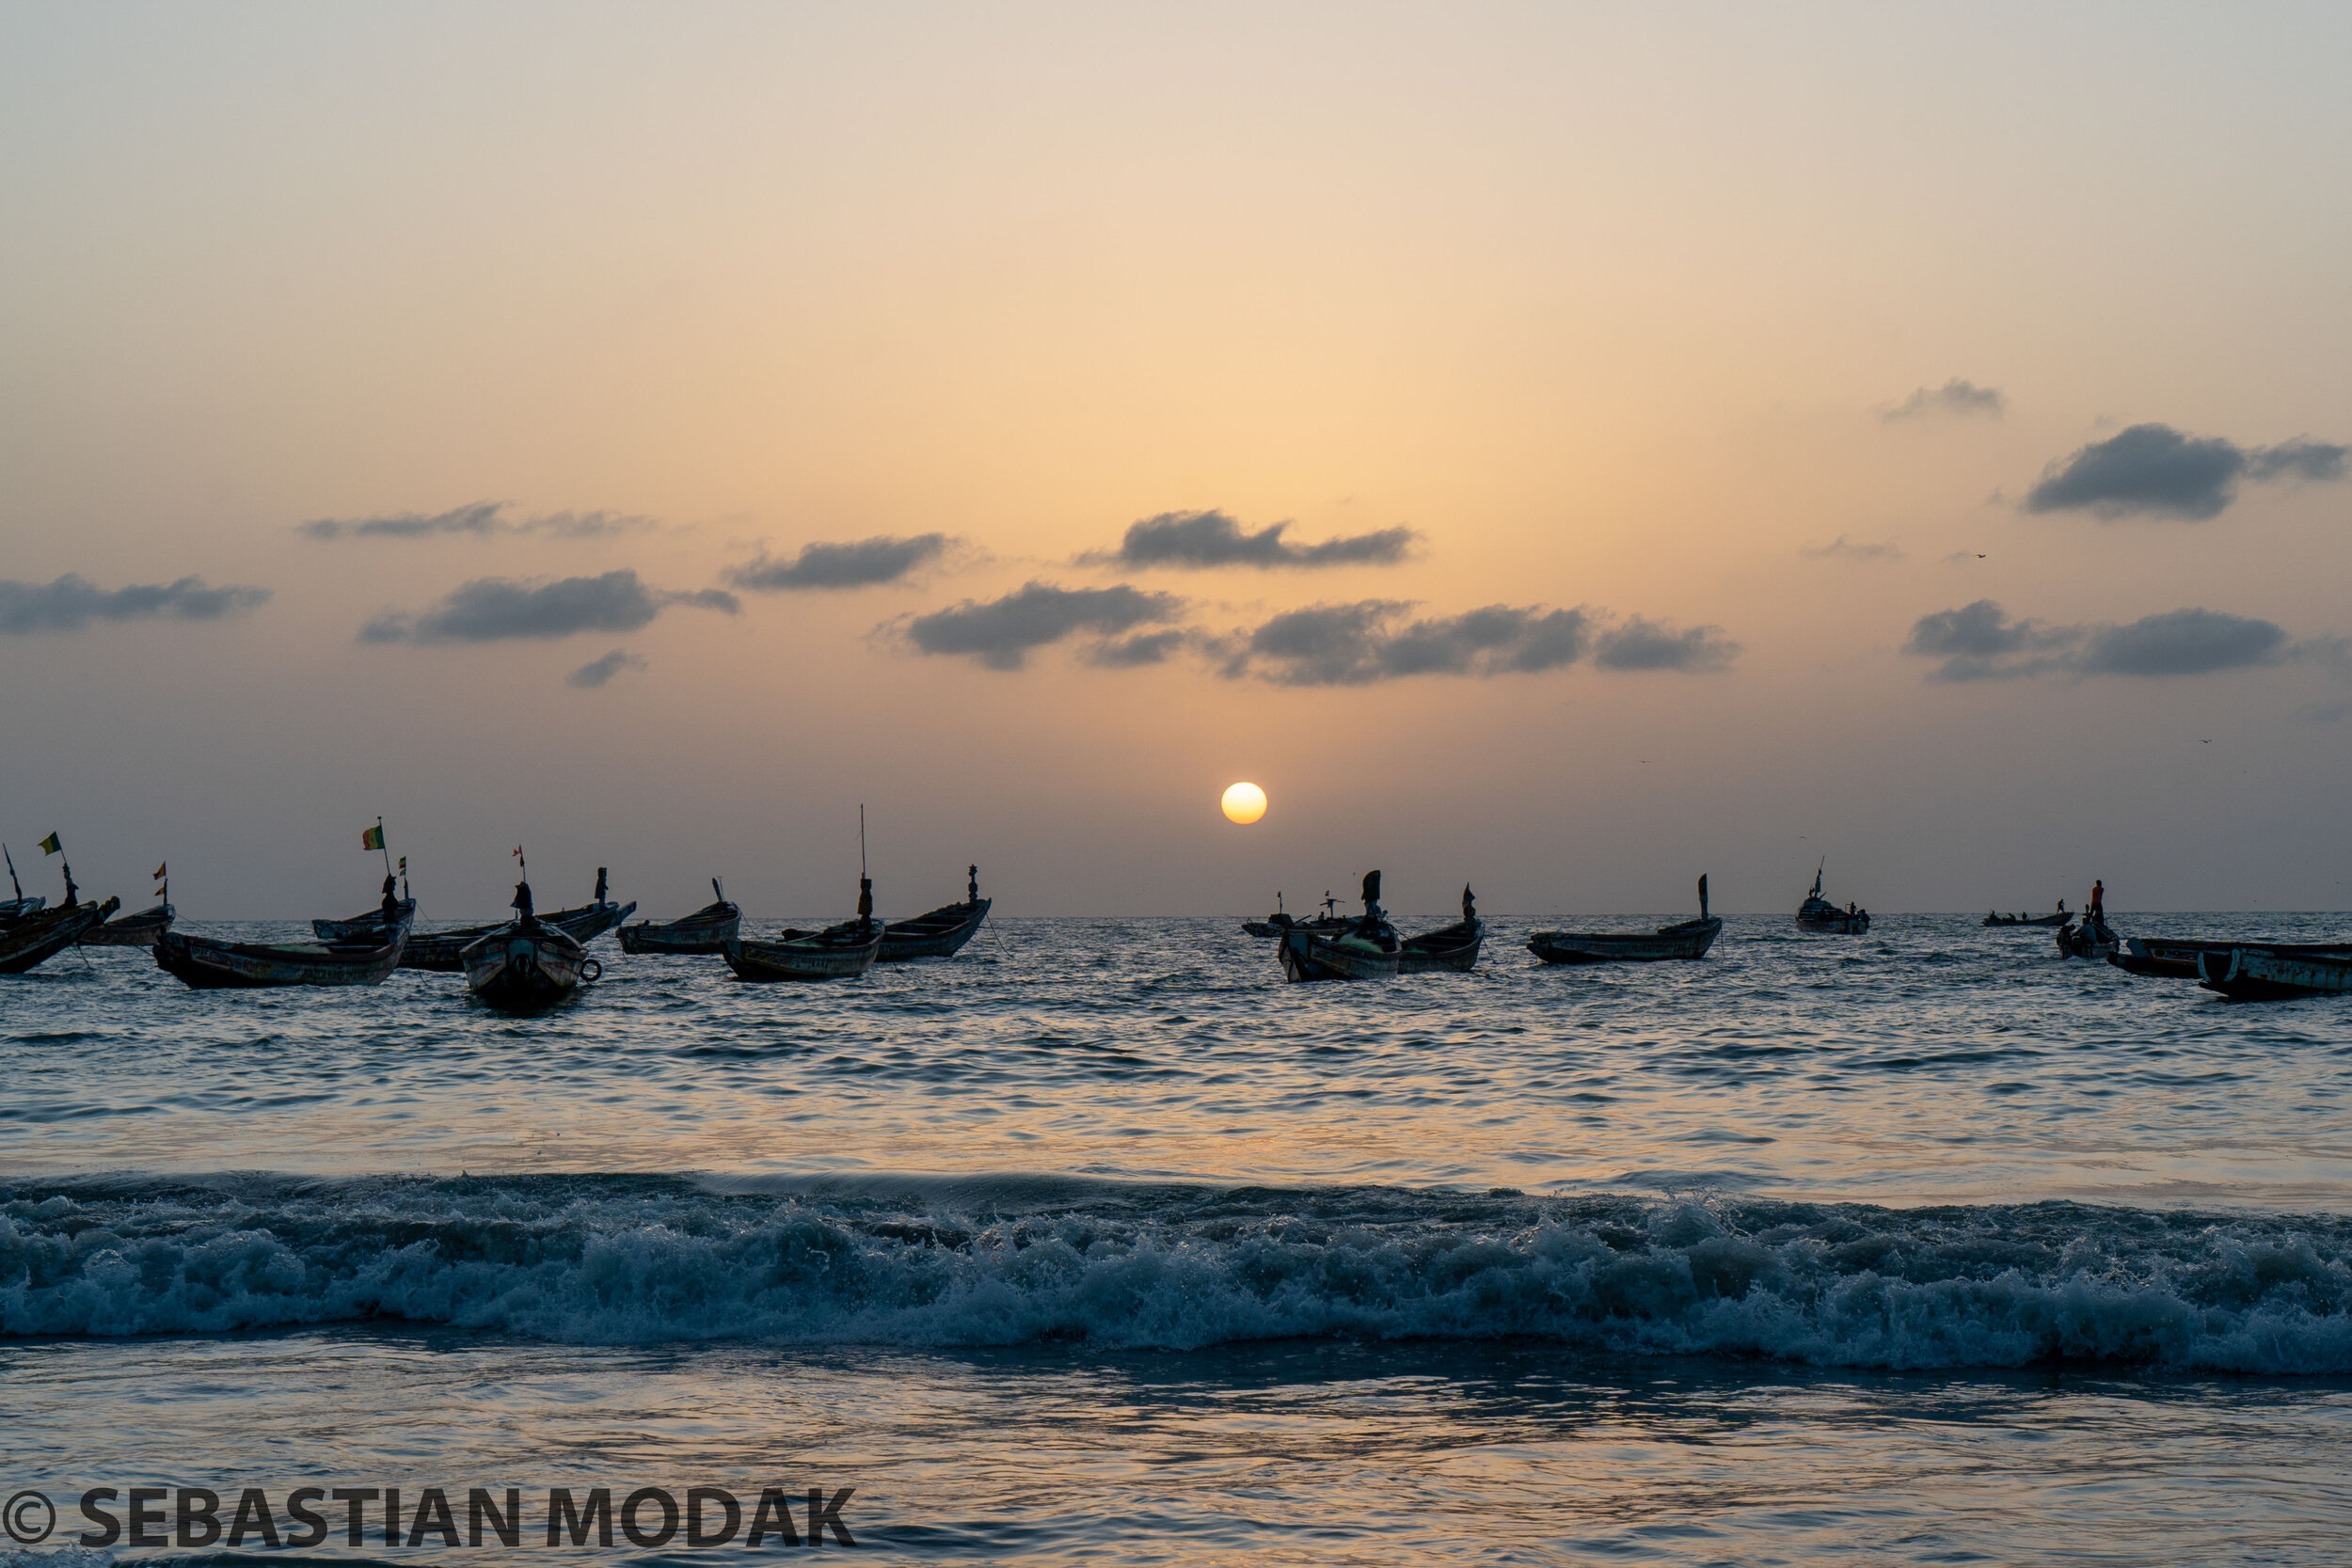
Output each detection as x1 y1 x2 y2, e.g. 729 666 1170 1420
2023 423 2346 520
360 570 739 643
1802 535 1904 563
725 533 952 591
1903 599 2291 681
899 581 1184 671
301 502 653 541
0 574 271 634
566 649 649 689
1101 509 1418 569
1085 628 1196 668
1882 379 2006 421
1593 616 1741 673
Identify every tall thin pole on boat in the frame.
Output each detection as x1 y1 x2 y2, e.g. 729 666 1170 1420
859 804 867 881
375 816 393 881
3 845 20 903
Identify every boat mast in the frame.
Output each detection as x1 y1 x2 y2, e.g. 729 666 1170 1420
375 816 392 881
3 845 20 903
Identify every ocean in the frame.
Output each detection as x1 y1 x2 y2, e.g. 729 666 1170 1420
6 912 2352 1564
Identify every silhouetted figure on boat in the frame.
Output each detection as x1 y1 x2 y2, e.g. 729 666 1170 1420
1462 884 1476 922
857 875 875 932
513 880 534 920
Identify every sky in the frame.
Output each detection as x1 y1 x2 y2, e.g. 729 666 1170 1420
3 2 2349 919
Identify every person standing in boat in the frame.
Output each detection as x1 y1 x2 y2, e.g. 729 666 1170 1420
2090 879 2105 919
857 875 875 933
513 879 534 921
1461 884 1476 924
379 874 402 927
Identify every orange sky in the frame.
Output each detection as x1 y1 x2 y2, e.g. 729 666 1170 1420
4 3 2349 916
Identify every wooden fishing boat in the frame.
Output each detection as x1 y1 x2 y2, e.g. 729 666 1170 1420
1243 892 1349 939
0 895 120 974
618 879 742 954
154 921 407 989
878 866 991 961
312 898 416 942
723 922 882 981
0 846 44 923
2055 914 2119 959
461 918 594 1009
1279 870 1400 982
398 869 636 972
2110 935 2352 981
2197 946 2352 1002
1982 908 2070 927
81 895 175 947
1393 884 1484 974
1530 875 1722 965
1794 862 1869 934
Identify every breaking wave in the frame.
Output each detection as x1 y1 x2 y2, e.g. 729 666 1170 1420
5 1174 2351 1373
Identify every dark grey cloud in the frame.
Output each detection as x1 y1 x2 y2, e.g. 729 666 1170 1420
360 570 739 643
1593 617 1740 673
2075 609 2288 677
901 581 1184 671
1801 535 1904 563
725 533 951 591
1904 599 2290 681
0 574 272 634
1105 509 1417 569
302 502 651 541
2024 424 2347 520
1218 602 1598 686
1086 629 1194 668
566 649 649 689
1883 379 2005 421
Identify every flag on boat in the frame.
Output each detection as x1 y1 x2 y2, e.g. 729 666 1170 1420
152 863 167 881
38 832 61 855
361 824 385 851
398 856 406 874
513 847 523 860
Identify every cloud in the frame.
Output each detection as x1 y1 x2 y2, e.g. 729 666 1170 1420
360 570 739 643
566 649 649 689
1592 617 1741 673
1801 535 1904 563
2075 609 2288 677
1086 629 1195 668
1103 509 1417 569
1216 601 1601 686
900 581 1184 671
302 502 652 540
1903 599 2290 681
1883 379 2006 421
0 574 271 634
725 534 951 591
2023 424 2346 520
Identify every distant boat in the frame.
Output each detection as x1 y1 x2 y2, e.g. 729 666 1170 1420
462 873 596 1010
81 889 176 947
1243 891 1348 940
2111 935 2352 981
618 878 742 955
1395 885 1485 974
397 868 636 972
1794 861 1869 934
724 869 882 982
312 899 416 942
2197 946 2352 1002
878 865 992 961
1982 906 2069 928
1531 875 1724 965
154 922 408 989
2055 913 2119 959
1279 870 1401 982
0 895 119 974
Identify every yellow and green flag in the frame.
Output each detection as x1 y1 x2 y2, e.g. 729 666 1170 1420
37 832 61 855
152 863 167 881
361 824 386 852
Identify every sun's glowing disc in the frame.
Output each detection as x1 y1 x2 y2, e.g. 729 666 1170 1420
1221 782 1268 825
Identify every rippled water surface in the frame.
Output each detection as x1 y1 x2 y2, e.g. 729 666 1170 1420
6 912 2352 1563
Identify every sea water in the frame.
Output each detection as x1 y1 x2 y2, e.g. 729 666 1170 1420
5 913 2352 1563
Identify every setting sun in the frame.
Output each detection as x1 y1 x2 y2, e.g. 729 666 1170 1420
1220 782 1268 825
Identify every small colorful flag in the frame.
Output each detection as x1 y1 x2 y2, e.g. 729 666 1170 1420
513 847 524 860
361 824 386 852
398 856 407 874
38 832 61 856
152 863 167 881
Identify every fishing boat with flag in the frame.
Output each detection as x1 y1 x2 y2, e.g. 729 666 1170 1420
81 863 175 947
0 833 118 973
1794 861 1869 934
400 866 635 972
1278 870 1401 981
462 850 597 1009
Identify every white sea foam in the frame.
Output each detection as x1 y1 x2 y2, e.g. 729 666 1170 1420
5 1177 2350 1372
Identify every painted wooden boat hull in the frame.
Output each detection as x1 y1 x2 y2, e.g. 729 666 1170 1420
154 925 406 989
400 901 638 972
878 898 991 961
2198 946 2352 1002
2109 937 2352 981
461 925 591 1009
1529 916 1723 965
1279 927 1400 982
80 902 175 947
0 895 48 922
1243 916 1347 940
311 899 417 942
723 929 882 982
1983 913 2070 927
617 901 742 954
0 897 120 974
1397 918 1484 974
